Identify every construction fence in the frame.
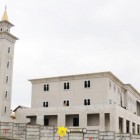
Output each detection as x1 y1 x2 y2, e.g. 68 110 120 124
0 122 140 140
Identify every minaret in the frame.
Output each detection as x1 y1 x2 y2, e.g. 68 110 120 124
0 8 18 120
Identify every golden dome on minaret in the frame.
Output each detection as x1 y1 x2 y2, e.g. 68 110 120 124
1 7 9 21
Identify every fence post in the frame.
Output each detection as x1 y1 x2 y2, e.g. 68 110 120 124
67 132 69 140
25 124 27 140
97 130 99 140
39 125 41 140
53 126 55 140
12 122 14 139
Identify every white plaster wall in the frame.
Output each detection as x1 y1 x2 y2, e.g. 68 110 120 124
127 90 137 113
16 72 140 133
15 104 140 133
31 77 108 108
0 37 15 118
107 78 123 106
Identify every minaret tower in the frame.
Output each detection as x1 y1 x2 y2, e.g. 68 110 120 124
0 8 18 120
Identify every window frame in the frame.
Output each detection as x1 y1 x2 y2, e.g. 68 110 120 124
84 99 91 105
43 84 49 92
64 82 70 90
84 80 91 88
63 100 69 106
43 102 48 107
8 47 10 53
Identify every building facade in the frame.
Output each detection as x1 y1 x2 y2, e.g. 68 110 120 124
15 72 140 134
0 9 18 121
0 7 139 135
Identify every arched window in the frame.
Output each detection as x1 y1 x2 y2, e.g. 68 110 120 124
63 101 66 106
44 84 49 91
64 83 67 89
43 102 48 107
64 82 70 90
84 80 90 88
8 47 10 53
5 91 7 98
46 84 49 91
4 107 7 113
67 100 69 106
7 62 9 68
84 81 87 88
6 76 8 83
84 99 90 105
88 99 90 105
84 99 87 105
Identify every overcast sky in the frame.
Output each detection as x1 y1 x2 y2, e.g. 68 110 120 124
0 0 140 109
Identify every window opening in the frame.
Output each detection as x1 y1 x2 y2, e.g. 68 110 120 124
7 62 9 68
5 91 7 98
84 99 90 105
43 102 48 107
8 47 10 53
4 107 6 113
44 84 49 91
64 82 70 90
44 118 49 126
6 76 8 83
73 118 79 126
63 100 69 106
84 80 90 88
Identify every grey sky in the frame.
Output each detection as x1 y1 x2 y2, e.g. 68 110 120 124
0 0 140 109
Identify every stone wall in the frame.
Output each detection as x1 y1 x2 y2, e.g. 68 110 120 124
0 122 140 140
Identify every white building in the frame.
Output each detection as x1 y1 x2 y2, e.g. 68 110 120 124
0 8 140 135
15 72 140 134
0 9 18 121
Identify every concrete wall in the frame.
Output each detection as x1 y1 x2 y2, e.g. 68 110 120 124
14 104 140 134
31 74 108 108
0 21 17 119
0 122 140 140
30 72 140 120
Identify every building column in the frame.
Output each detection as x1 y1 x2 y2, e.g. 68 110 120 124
138 125 140 134
129 121 132 134
100 113 105 131
123 118 126 133
37 115 44 125
110 112 118 132
135 123 137 134
79 113 87 128
58 113 65 126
